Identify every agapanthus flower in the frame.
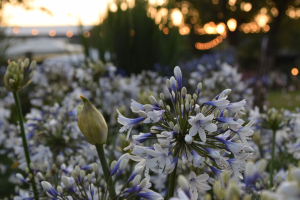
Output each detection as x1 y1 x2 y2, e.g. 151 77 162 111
118 66 254 199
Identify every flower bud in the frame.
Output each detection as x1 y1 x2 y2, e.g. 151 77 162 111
225 180 240 200
62 176 71 188
57 186 63 196
138 111 147 118
77 96 108 145
93 163 98 172
87 174 92 182
201 107 207 114
140 177 148 189
181 87 187 99
132 175 141 187
185 135 193 144
4 59 36 92
213 181 225 200
174 124 180 133
110 160 117 171
166 105 170 111
75 166 80 176
80 170 85 179
160 93 164 100
168 122 174 129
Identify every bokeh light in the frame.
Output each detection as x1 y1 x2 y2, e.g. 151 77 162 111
49 30 56 37
227 18 237 31
66 30 73 37
171 9 183 26
292 68 299 76
13 27 19 34
31 28 38 35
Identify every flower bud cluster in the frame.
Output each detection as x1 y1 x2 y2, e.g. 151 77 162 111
4 58 36 92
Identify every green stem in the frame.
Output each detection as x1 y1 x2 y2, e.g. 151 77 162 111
13 92 39 200
166 163 178 200
95 144 117 199
270 130 276 188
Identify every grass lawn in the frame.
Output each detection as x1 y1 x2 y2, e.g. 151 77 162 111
267 90 300 110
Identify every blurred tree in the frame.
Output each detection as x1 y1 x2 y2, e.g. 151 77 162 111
171 0 299 107
89 0 189 74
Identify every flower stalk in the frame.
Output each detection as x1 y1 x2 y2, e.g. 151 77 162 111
13 92 39 200
269 130 276 188
167 163 178 200
95 144 116 198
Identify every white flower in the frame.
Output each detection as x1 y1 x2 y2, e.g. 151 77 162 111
145 144 172 174
143 110 165 124
188 113 217 142
170 189 190 200
226 99 246 114
188 171 211 200
117 110 145 140
204 97 229 110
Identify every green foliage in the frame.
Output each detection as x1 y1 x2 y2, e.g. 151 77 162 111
89 0 188 74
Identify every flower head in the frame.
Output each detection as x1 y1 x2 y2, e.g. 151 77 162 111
117 66 254 199
4 58 36 92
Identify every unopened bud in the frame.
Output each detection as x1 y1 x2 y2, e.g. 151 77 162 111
77 96 108 145
174 124 180 133
222 110 228 118
159 100 164 108
166 105 171 111
181 87 187 99
160 93 164 100
93 163 98 172
75 166 80 176
225 180 240 200
149 96 158 105
168 121 174 129
214 110 220 118
138 111 147 118
132 175 141 186
178 175 189 190
80 170 85 179
71 171 77 180
110 161 117 171
166 79 171 90
213 181 225 199
57 186 63 195
185 135 193 144
185 102 189 112
87 174 92 182
201 107 207 114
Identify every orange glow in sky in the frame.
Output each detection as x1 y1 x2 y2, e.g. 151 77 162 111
3 0 108 27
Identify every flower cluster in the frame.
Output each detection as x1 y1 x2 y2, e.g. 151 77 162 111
118 66 254 199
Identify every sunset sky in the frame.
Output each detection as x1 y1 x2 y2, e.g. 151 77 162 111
3 0 109 27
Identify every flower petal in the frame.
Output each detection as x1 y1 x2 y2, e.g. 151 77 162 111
198 127 206 142
189 125 198 137
205 123 217 132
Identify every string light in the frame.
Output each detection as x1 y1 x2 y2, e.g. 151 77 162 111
195 33 227 50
